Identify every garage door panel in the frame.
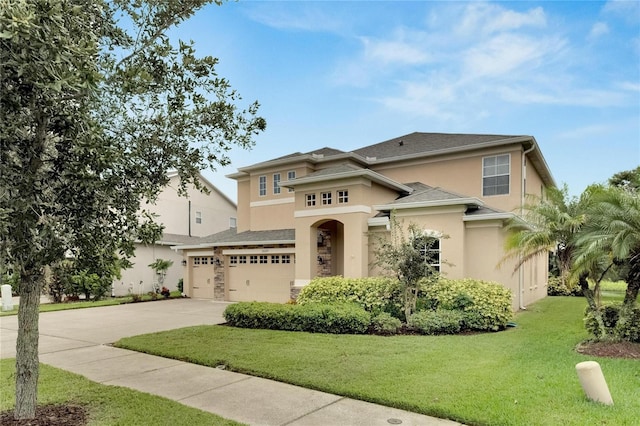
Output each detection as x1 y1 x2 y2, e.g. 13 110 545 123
228 257 293 303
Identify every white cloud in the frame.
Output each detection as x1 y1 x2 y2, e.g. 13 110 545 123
589 22 610 39
455 3 546 37
463 33 565 78
360 36 430 66
246 4 346 34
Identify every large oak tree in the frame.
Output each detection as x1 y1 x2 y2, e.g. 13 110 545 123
1 0 265 419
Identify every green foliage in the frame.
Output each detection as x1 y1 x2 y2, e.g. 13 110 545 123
47 262 74 303
547 276 582 296
370 312 402 335
584 304 640 342
371 216 444 320
297 276 401 315
68 270 110 301
1 0 265 416
423 278 513 331
407 309 463 335
223 302 371 334
177 278 184 293
148 259 173 274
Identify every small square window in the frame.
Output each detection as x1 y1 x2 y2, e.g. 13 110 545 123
259 255 268 264
321 192 332 205
306 193 316 207
238 256 247 264
201 257 208 265
230 256 238 264
271 255 280 264
282 255 291 264
193 257 201 265
337 190 349 204
250 255 258 264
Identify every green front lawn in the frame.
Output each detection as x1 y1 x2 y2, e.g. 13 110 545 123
0 359 242 425
116 296 640 426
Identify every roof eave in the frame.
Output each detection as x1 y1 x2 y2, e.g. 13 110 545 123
374 197 484 211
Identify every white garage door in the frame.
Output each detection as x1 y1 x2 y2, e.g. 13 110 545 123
191 256 215 299
227 254 294 303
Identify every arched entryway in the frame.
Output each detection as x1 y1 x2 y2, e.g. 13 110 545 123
313 219 344 278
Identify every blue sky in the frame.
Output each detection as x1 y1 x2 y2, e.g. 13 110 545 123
171 0 639 202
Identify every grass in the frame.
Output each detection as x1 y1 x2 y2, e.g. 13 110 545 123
0 359 242 425
116 296 640 426
0 291 184 317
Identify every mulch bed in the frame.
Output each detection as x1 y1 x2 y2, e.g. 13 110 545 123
0 405 87 426
576 340 640 359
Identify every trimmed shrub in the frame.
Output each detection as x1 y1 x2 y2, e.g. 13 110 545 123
408 309 463 335
371 312 402 335
617 307 640 343
223 302 371 334
297 276 401 316
547 276 582 296
585 304 640 342
422 278 512 331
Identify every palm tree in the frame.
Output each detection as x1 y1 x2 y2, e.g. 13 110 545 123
574 186 640 308
502 185 590 291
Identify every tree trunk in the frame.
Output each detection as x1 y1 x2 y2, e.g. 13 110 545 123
623 251 640 307
14 271 42 420
579 273 597 311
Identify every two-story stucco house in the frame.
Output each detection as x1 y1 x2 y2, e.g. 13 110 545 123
112 172 237 296
174 132 555 310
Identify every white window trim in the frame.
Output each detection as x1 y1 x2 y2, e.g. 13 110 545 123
259 175 267 197
482 153 511 197
273 173 281 195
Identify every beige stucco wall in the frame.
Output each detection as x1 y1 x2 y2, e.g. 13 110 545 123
373 146 524 213
114 244 184 296
393 207 467 279
150 175 236 237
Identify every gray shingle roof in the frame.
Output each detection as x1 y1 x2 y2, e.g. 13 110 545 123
197 228 295 245
396 183 472 203
353 132 525 161
158 233 206 245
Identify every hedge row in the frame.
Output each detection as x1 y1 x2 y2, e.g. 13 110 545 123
421 278 513 331
297 276 401 315
223 302 371 334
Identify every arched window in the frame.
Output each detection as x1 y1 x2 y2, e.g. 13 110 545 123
412 230 442 272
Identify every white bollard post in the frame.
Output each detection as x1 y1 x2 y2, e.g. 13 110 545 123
576 361 613 405
1 284 14 311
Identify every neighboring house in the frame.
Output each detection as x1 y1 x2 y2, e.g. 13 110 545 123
174 132 555 310
113 172 237 296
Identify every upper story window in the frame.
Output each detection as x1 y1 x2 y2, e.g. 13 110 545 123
229 217 237 228
195 211 202 224
259 175 267 196
287 171 296 192
273 173 281 194
483 154 510 196
306 193 316 207
337 190 349 204
321 192 332 205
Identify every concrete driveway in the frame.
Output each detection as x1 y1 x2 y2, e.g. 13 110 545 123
1 298 229 358
1 299 462 426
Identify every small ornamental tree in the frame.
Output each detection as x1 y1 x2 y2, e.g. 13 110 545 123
373 215 445 320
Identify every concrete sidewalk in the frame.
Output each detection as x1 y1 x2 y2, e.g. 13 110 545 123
1 299 462 426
